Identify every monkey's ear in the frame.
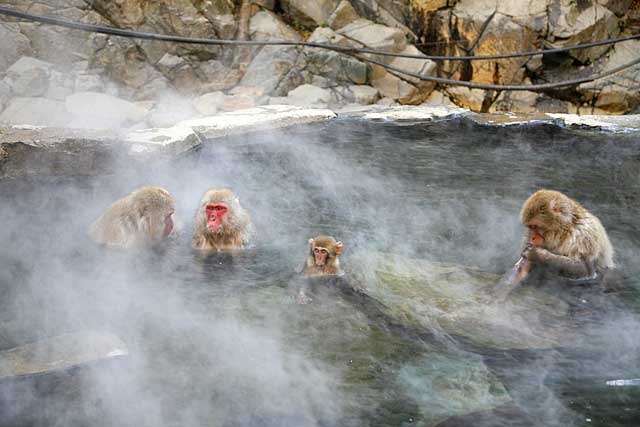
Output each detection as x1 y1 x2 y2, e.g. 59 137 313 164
308 238 315 249
335 241 343 255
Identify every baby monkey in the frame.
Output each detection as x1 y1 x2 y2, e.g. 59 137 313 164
304 235 344 277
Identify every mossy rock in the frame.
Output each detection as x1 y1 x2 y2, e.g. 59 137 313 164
349 253 573 350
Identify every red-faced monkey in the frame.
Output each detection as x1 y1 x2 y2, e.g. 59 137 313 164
192 189 252 251
303 235 344 277
502 189 614 289
88 186 175 248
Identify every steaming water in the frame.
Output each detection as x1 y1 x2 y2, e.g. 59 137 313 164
1 118 640 426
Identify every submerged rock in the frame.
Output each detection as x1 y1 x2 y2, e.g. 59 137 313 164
349 253 574 350
216 282 511 425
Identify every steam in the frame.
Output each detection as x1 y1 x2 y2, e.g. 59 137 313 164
1 118 640 427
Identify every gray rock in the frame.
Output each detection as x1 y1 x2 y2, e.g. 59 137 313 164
192 91 226 116
351 253 575 350
281 0 341 28
350 0 414 36
371 45 436 104
0 23 32 73
303 28 369 85
578 40 640 113
177 105 336 139
125 125 202 158
74 74 104 93
240 45 301 95
328 0 361 29
0 126 119 178
4 57 54 97
346 85 380 104
147 95 198 128
0 97 72 127
549 2 619 63
65 92 148 129
250 10 302 41
338 19 407 53
287 84 335 106
45 71 75 101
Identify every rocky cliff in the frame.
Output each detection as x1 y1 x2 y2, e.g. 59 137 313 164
0 0 638 129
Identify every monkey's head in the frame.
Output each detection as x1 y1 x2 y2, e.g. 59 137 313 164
520 189 577 244
308 235 343 267
132 186 175 240
196 188 248 237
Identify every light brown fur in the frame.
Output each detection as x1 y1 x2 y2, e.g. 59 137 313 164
304 235 343 277
520 189 614 277
192 188 252 251
88 186 175 248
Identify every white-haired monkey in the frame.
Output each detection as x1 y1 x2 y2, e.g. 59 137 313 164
303 236 344 277
88 186 175 248
192 189 252 251
502 189 614 289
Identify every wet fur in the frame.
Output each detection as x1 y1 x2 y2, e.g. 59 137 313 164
88 186 175 248
192 188 252 251
520 189 614 274
304 235 343 277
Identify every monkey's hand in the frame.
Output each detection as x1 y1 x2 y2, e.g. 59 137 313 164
524 246 553 265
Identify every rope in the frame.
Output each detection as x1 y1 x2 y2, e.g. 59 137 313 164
1 5 639 61
0 5 638 92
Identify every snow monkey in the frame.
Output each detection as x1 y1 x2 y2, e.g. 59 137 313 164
303 235 344 277
504 189 614 287
88 186 175 248
192 188 252 251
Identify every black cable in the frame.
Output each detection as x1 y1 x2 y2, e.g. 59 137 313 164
352 53 640 91
1 5 639 61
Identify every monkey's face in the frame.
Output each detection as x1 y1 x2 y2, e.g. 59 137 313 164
163 209 174 238
526 218 545 246
205 203 228 233
313 246 331 266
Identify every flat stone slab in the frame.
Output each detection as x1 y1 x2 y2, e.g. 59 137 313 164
0 332 128 378
125 125 202 157
0 126 120 178
350 253 574 350
548 113 640 132
467 112 557 127
338 105 471 121
177 105 336 139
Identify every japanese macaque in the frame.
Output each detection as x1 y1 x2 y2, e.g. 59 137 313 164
88 186 175 248
500 189 614 291
192 189 252 251
303 236 344 277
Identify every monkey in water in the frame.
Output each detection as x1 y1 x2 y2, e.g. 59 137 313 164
303 236 344 277
297 236 344 304
500 189 614 291
88 186 175 248
192 189 252 251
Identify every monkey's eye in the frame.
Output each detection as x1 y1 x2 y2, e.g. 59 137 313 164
529 225 537 230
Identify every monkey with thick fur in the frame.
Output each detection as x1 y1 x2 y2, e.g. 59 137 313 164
88 186 175 248
501 189 614 290
192 189 252 251
297 236 344 304
303 236 344 277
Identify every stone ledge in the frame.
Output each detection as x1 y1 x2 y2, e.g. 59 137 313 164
2 106 640 178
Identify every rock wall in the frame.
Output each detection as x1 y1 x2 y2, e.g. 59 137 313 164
0 0 638 129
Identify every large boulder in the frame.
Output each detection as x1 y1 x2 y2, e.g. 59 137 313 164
301 28 369 86
328 0 361 29
286 84 335 106
65 92 149 129
3 57 54 98
549 2 619 63
370 45 437 104
280 0 341 29
338 19 407 55
239 12 303 96
0 23 32 73
0 97 72 127
349 253 575 350
578 40 640 113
